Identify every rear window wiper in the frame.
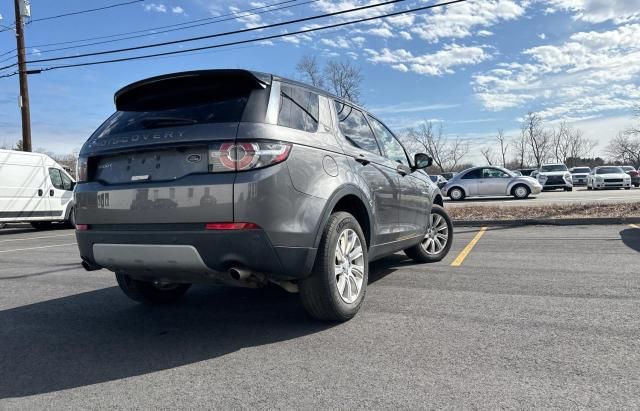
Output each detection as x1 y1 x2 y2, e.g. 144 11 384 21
141 117 198 129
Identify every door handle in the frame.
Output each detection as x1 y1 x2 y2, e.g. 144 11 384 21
37 189 43 197
50 189 55 196
355 153 370 166
396 164 409 176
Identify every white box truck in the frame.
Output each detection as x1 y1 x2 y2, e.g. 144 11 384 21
0 149 76 229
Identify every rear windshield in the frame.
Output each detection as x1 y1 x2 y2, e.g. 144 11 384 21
92 74 260 140
572 168 590 173
596 167 623 174
540 164 568 172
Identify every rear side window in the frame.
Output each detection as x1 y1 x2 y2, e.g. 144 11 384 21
334 102 380 155
277 83 319 132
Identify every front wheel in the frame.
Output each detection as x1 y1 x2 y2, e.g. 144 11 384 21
299 211 368 322
115 273 191 304
448 187 465 201
404 205 453 263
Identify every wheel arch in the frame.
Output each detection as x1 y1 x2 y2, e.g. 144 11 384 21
313 185 374 250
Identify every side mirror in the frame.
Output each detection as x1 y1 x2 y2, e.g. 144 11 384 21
414 153 432 169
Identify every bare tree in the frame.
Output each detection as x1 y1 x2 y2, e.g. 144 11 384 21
295 55 364 103
512 132 529 169
522 112 551 167
480 147 494 165
407 121 469 173
14 139 23 151
607 132 640 167
496 129 508 167
324 60 363 103
295 55 324 88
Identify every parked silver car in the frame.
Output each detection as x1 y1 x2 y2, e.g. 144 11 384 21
443 166 543 200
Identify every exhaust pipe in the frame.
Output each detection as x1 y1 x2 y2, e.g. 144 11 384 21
81 259 102 272
229 267 251 281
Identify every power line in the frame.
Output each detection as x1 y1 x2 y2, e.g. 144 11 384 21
28 0 145 23
0 0 306 63
3 0 409 70
31 0 301 48
28 0 468 75
26 0 320 57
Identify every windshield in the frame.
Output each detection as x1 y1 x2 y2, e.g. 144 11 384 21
622 166 635 171
540 164 568 172
572 168 590 173
596 167 624 174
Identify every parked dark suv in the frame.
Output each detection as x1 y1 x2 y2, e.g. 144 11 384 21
75 69 452 321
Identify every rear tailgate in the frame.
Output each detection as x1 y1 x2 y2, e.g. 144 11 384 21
76 70 271 226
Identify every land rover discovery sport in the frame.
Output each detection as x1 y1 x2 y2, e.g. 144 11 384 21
75 69 452 321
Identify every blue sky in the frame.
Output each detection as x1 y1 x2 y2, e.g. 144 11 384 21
1 0 639 161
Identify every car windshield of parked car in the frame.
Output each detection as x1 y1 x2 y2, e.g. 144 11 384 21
572 168 590 173
621 166 635 171
596 167 623 174
540 165 568 172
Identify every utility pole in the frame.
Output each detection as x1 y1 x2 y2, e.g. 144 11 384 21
13 0 32 152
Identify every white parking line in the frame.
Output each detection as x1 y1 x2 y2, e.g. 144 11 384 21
0 233 75 243
0 243 77 254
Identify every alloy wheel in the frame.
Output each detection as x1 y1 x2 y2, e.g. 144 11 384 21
421 212 449 255
334 228 365 304
515 186 528 198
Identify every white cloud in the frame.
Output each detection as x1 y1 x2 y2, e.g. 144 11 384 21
410 0 526 43
230 5 262 28
538 33 546 39
366 44 492 76
399 31 412 40
543 0 640 23
472 24 640 120
477 30 494 37
144 3 167 13
370 103 461 114
171 6 185 14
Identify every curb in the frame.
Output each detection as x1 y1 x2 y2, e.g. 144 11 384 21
453 217 640 227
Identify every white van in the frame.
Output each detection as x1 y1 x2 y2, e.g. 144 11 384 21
0 149 76 229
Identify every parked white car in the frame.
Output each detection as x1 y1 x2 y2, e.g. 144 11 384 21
0 149 76 229
569 166 591 186
587 166 632 190
536 163 573 191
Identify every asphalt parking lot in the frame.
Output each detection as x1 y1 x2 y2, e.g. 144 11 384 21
1 223 639 408
445 186 640 207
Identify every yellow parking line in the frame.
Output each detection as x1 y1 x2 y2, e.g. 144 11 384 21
451 227 488 267
630 224 639 229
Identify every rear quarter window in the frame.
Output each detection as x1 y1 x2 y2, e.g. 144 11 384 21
277 83 319 132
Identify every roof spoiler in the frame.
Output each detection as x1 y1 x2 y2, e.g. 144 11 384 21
114 69 272 111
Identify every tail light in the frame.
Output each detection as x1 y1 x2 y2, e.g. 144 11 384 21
630 171 639 177
76 156 88 182
208 141 291 172
205 222 260 230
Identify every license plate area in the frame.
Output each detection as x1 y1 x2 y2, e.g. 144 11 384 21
94 146 209 184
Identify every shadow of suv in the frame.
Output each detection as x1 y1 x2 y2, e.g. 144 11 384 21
75 69 452 321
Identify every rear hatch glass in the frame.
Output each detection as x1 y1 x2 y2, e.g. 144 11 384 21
87 71 270 184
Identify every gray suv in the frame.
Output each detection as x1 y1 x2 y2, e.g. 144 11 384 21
75 69 452 321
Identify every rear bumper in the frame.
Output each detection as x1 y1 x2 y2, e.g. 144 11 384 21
76 227 316 281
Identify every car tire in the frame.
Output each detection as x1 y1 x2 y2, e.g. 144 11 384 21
512 184 530 200
448 187 465 201
115 272 191 305
30 221 53 230
299 211 368 322
625 187 631 190
564 187 573 192
404 205 453 263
